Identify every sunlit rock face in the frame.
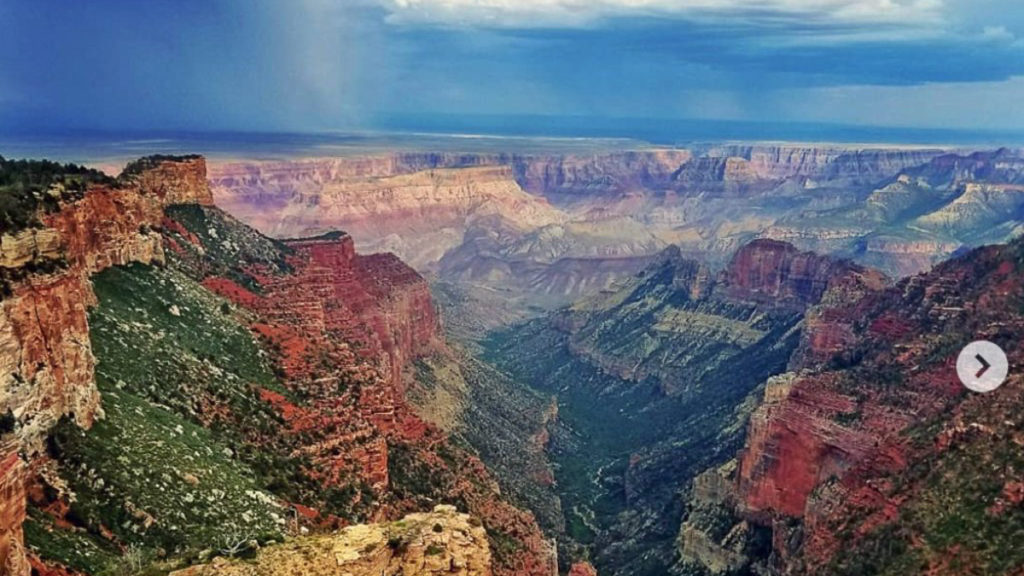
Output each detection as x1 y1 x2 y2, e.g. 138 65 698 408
6 155 555 576
170 505 493 576
0 157 211 575
165 208 555 576
676 235 1024 575
0 448 29 576
210 160 565 270
210 145 1013 311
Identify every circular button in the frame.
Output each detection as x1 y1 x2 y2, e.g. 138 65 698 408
956 340 1008 393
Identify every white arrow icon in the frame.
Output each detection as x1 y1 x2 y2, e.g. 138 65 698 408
957 340 1008 393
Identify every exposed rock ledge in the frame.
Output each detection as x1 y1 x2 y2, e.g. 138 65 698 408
0 156 211 576
171 505 492 576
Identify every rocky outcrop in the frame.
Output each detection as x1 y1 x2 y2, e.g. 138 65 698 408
1 157 210 451
0 445 29 576
164 206 555 576
271 233 442 390
722 239 879 309
0 228 62 269
567 561 598 576
724 236 1024 573
0 156 212 576
131 156 215 207
172 505 492 576
210 162 564 269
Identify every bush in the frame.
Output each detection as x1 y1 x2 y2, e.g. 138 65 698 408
0 155 115 232
119 154 201 178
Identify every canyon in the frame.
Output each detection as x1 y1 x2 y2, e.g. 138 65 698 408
1 155 554 576
677 234 1024 575
481 237 885 575
5 142 1024 576
209 145 1023 312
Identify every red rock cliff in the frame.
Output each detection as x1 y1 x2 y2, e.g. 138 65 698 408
722 238 884 309
732 238 1024 572
179 221 553 576
0 156 212 575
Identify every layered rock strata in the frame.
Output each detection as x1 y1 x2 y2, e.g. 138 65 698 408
0 157 212 575
171 505 492 576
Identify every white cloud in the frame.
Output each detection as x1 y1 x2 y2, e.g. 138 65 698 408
376 0 945 28
980 25 1015 42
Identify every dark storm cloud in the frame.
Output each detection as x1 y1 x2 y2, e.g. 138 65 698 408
1 0 1022 133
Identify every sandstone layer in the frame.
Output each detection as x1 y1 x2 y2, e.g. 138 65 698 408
162 206 555 575
211 147 1024 305
680 234 1024 574
0 157 212 575
171 505 492 576
209 146 989 314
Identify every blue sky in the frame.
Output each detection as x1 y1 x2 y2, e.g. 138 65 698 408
1 0 1023 137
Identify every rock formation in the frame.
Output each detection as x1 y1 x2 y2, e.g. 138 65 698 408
484 238 881 575
678 234 1024 574
171 505 492 576
0 445 29 576
561 240 883 395
0 156 212 575
4 155 553 576
211 162 565 269
209 146 983 314
160 205 555 575
567 561 599 576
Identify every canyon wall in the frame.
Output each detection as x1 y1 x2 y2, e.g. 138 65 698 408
0 445 28 576
211 162 564 269
678 234 1024 574
161 205 555 575
209 146 1012 314
0 157 212 575
1 157 211 452
721 239 887 309
483 238 883 575
4 156 552 576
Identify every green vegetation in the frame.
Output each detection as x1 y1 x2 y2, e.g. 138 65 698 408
387 442 451 505
24 506 120 574
482 304 800 575
90 263 285 420
120 154 201 178
486 526 524 565
412 352 564 535
163 204 292 292
28 261 304 572
0 155 115 231
87 262 344 502
47 387 284 557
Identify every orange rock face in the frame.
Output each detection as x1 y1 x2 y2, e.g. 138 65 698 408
180 223 553 575
731 239 1024 572
722 239 882 309
568 561 598 576
0 157 212 576
0 447 29 576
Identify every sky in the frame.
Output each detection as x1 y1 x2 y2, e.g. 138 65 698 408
1 0 1024 139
